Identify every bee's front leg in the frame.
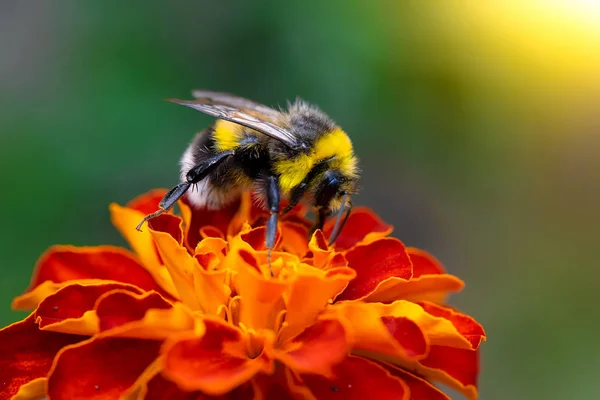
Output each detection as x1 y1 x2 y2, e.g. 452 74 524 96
265 175 280 276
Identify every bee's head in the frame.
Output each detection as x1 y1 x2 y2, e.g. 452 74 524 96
312 168 357 244
314 169 356 212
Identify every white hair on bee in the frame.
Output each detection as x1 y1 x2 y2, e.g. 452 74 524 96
179 137 240 209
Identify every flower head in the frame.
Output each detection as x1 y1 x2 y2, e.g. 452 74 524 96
1 189 485 399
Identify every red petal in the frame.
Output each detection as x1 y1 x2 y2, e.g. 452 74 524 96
35 282 142 330
143 374 255 400
301 356 409 400
47 336 162 400
127 189 168 215
382 363 451 400
148 214 184 246
338 238 412 301
162 318 273 395
28 245 168 295
95 290 172 332
408 248 445 278
418 302 486 349
179 196 240 250
420 346 480 398
0 314 84 399
276 319 349 376
324 207 393 251
381 316 428 358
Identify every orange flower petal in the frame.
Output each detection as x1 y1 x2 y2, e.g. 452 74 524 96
417 302 486 350
161 318 273 395
328 301 428 361
47 336 162 400
194 237 228 271
324 207 393 251
305 230 333 270
35 282 142 335
95 290 172 332
0 314 84 400
338 238 413 301
27 245 170 297
329 301 481 399
278 264 355 343
149 224 230 313
109 200 178 299
362 274 464 304
233 250 289 331
275 319 350 377
382 363 451 400
10 377 47 400
280 222 310 257
300 356 409 400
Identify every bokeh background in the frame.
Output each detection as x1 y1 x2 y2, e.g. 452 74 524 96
1 1 599 399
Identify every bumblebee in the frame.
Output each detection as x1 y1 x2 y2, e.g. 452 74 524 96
138 91 359 265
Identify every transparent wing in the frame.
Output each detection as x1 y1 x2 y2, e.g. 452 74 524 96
191 90 282 119
169 92 298 148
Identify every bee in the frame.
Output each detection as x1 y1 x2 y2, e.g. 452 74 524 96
137 90 359 267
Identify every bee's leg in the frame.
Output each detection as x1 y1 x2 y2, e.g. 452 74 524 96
280 182 307 216
136 151 234 231
136 182 191 231
328 193 352 245
310 207 330 236
265 175 280 276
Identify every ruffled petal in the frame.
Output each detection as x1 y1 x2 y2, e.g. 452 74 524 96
110 196 178 299
0 314 84 400
12 279 116 310
300 356 409 400
324 207 393 251
418 346 480 400
362 248 464 304
26 245 170 296
179 196 241 250
10 377 47 400
275 319 350 377
381 363 451 400
47 336 162 400
417 302 486 349
328 301 428 361
94 290 172 332
329 301 481 399
338 238 413 301
138 374 255 400
278 264 355 342
305 230 333 270
161 318 273 395
35 282 142 334
149 223 230 313
408 248 446 277
233 250 288 331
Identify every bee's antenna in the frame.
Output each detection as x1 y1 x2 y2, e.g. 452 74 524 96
328 193 351 246
136 182 191 231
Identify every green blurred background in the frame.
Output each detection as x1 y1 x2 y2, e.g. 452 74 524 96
1 1 599 398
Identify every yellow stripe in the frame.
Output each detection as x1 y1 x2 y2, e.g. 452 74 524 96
275 128 358 193
213 119 243 151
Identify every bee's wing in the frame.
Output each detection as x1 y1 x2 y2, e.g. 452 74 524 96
191 90 282 119
169 93 298 148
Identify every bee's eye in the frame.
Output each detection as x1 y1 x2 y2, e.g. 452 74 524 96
315 171 342 207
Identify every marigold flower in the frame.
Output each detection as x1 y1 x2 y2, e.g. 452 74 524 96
0 189 485 400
